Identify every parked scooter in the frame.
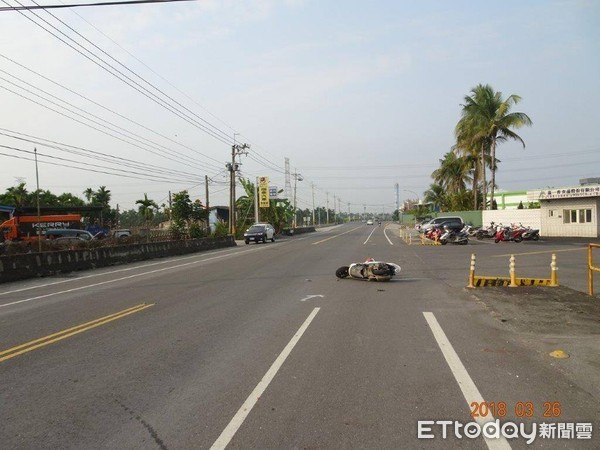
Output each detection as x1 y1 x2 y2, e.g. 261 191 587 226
336 258 401 281
439 225 469 245
521 226 540 241
494 224 525 243
476 222 497 240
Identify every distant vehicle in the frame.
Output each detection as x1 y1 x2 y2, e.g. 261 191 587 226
45 229 95 241
0 214 82 242
112 229 132 239
244 223 275 244
366 219 374 225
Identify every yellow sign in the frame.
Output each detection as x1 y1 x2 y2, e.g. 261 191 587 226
259 176 270 208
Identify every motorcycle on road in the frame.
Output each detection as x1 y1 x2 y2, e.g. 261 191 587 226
336 258 401 281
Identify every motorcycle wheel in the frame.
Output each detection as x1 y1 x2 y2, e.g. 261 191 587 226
440 240 447 245
476 234 483 240
460 240 468 245
494 238 501 243
532 235 539 241
335 266 350 278
514 236 523 243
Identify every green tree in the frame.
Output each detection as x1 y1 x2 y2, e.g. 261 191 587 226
457 84 532 209
5 182 30 207
136 193 158 233
423 183 447 212
431 151 472 194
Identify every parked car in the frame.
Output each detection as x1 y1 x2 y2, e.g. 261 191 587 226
112 229 132 239
45 229 95 241
419 217 464 234
244 223 275 244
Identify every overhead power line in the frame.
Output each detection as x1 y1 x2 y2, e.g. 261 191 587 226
0 0 197 12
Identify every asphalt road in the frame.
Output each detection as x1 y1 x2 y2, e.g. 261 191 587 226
0 224 598 449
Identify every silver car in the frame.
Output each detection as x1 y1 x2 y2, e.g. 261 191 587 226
244 223 275 244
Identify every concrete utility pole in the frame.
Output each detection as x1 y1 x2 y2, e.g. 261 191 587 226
333 195 337 223
395 183 399 221
292 170 303 228
34 148 41 253
254 177 259 224
347 202 350 222
311 183 316 226
227 140 249 235
205 175 210 232
326 192 330 224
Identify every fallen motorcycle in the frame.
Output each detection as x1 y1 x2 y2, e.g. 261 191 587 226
335 258 401 281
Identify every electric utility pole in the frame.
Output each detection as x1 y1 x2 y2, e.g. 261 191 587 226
227 141 249 235
326 192 330 224
292 170 303 228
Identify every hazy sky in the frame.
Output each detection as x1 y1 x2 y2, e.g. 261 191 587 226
1 0 599 213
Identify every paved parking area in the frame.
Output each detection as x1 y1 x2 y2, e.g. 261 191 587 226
397 228 599 296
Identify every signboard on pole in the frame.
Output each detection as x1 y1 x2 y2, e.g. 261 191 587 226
259 176 270 208
269 186 278 198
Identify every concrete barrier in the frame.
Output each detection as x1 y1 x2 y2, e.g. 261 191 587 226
0 236 236 284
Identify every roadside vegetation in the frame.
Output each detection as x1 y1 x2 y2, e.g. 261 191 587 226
415 84 533 214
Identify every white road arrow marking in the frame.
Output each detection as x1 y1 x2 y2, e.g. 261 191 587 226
300 294 324 302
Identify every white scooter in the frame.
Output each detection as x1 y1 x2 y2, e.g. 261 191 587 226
335 258 401 281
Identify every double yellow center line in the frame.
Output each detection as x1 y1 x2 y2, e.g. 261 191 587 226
0 303 154 363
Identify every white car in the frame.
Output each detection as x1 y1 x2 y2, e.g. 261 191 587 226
366 219 374 225
244 223 275 244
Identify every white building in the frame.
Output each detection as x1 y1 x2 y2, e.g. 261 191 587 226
527 183 600 237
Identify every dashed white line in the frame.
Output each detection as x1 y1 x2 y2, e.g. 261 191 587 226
363 227 378 245
423 312 511 450
210 307 321 450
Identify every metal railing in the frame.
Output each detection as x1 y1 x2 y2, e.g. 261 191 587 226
588 244 600 296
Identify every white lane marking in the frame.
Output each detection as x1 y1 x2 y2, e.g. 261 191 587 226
363 227 378 245
300 294 324 302
210 307 320 450
312 226 362 245
0 247 265 309
423 312 511 450
383 227 394 246
0 246 246 297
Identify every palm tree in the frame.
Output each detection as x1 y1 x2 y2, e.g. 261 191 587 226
423 183 447 212
431 151 472 194
457 84 532 208
6 182 30 208
83 188 94 204
136 193 158 234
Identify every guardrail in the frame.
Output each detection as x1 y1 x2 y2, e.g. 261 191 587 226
588 244 600 296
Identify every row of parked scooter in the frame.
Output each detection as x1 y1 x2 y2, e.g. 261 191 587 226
421 222 540 245
473 222 540 243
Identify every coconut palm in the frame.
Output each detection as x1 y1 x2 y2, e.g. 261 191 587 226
457 84 532 208
423 183 447 212
431 151 472 194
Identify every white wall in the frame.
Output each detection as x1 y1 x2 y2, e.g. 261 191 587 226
541 198 599 237
482 209 541 231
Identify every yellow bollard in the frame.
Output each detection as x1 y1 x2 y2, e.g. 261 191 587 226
509 254 518 287
467 253 476 288
549 253 559 287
